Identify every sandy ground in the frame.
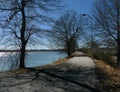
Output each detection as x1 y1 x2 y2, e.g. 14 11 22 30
66 57 96 68
0 52 101 92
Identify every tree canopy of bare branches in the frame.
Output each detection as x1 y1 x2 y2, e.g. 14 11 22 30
47 10 85 56
93 0 120 65
0 0 63 68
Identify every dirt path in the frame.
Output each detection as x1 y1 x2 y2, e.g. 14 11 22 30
0 52 101 92
66 56 96 68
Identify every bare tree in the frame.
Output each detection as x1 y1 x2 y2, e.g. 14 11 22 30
47 10 85 56
93 0 120 65
0 0 63 68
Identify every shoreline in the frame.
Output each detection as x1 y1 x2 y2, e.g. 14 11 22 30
0 56 70 75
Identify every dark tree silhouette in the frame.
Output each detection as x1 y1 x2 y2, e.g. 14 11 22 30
47 11 85 56
0 0 63 68
93 0 120 65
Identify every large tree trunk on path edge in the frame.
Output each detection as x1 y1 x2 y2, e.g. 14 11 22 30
19 0 26 68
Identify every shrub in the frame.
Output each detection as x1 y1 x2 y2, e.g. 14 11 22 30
92 49 116 66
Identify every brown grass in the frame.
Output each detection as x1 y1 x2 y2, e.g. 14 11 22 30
53 57 71 65
0 68 28 78
13 68 28 74
35 57 71 70
111 56 117 63
94 60 120 91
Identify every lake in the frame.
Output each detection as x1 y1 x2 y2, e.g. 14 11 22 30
0 51 67 72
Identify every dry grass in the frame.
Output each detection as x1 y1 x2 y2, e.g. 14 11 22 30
13 68 28 74
94 60 120 91
53 57 71 65
0 68 28 78
111 56 117 63
35 57 71 70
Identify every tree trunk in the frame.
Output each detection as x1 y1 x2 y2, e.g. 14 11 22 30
117 4 120 66
117 40 120 66
67 44 71 57
20 0 26 68
20 44 26 68
67 48 71 56
67 43 76 57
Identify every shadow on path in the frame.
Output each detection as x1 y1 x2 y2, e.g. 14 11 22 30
28 67 101 92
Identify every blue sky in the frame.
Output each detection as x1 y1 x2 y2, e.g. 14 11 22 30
39 0 96 49
65 0 96 15
0 0 96 50
49 0 96 21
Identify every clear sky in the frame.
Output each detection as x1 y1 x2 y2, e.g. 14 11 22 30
65 0 96 15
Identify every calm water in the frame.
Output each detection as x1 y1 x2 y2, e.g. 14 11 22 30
0 51 67 72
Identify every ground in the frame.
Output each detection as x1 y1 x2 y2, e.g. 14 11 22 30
0 52 101 92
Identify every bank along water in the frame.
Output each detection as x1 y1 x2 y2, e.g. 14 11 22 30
0 51 67 72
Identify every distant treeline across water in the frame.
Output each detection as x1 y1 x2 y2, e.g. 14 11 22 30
0 49 65 52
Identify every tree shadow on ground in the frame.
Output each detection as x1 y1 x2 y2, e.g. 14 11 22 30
0 65 101 92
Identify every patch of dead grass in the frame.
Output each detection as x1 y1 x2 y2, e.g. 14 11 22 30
53 57 71 65
94 60 120 90
35 57 71 70
0 68 28 78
